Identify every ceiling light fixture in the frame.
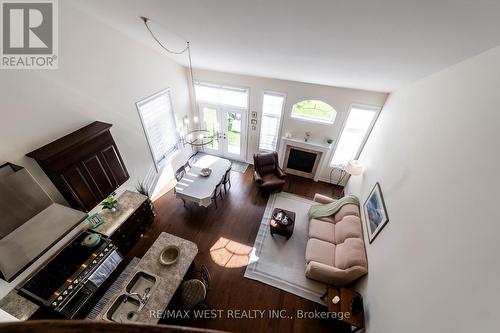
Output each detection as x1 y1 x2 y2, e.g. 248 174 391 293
141 16 216 148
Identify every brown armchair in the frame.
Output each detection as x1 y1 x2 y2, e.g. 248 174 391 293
253 152 286 192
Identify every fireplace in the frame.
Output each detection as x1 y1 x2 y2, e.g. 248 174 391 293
283 146 322 179
287 149 317 173
279 137 332 181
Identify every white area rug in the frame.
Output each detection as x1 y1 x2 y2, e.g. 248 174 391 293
244 192 326 305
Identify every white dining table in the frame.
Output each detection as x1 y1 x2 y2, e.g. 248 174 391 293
174 155 232 207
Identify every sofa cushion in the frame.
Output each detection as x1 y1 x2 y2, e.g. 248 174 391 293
334 215 363 244
334 238 367 270
305 238 335 266
316 215 336 224
334 204 360 223
309 219 335 243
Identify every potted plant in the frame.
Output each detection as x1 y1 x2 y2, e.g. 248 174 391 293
100 195 118 212
136 181 150 198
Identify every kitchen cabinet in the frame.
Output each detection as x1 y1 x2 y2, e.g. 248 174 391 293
27 122 129 212
93 191 155 253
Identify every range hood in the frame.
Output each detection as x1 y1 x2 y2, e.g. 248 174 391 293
0 163 87 282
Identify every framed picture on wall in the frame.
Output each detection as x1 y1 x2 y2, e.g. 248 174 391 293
363 182 389 243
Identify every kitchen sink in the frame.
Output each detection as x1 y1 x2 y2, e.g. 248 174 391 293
104 271 160 323
105 295 141 323
125 271 158 296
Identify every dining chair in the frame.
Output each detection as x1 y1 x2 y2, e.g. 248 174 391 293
174 165 187 207
175 165 186 181
222 166 232 194
187 152 199 167
211 180 224 209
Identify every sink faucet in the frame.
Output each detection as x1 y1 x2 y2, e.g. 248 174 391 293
126 287 151 311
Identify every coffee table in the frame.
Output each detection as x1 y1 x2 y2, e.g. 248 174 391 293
269 208 296 240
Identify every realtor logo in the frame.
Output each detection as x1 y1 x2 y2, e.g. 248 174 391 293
1 0 58 69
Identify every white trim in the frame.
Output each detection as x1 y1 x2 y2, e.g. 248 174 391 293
329 103 382 167
257 90 287 153
278 137 331 182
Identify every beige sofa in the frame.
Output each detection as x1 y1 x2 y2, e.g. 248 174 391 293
305 193 368 286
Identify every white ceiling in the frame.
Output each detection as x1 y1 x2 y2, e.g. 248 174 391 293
73 0 500 92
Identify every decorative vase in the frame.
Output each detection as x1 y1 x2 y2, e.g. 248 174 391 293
110 207 117 213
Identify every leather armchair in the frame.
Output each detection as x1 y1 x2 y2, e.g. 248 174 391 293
253 152 286 192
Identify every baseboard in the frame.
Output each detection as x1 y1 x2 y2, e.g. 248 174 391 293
318 176 346 187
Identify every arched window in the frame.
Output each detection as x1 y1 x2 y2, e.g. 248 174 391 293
291 100 336 124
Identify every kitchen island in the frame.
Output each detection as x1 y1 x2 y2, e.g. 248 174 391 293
95 232 198 324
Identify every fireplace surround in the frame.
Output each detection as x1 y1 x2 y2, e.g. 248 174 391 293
278 137 331 181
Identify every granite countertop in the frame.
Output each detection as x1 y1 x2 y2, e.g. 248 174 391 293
95 232 198 324
0 289 39 321
93 191 148 237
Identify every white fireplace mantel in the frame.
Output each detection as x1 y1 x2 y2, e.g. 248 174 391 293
278 137 332 181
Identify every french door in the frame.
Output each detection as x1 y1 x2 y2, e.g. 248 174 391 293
199 103 247 161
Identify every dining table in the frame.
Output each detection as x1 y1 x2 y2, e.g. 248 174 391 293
174 154 232 207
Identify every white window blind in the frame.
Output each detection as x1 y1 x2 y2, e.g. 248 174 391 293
331 105 379 166
137 89 178 171
259 92 285 151
194 83 248 108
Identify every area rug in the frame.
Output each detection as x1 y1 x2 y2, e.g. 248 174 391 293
244 192 326 305
85 257 140 320
230 160 249 173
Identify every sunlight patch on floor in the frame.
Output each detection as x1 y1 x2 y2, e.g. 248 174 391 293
210 237 253 268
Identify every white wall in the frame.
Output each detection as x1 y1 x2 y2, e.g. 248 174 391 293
192 69 387 181
346 46 500 332
0 2 193 204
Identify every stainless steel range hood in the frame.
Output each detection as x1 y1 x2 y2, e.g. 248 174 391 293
0 163 87 282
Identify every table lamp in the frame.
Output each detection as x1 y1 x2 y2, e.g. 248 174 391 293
345 160 364 176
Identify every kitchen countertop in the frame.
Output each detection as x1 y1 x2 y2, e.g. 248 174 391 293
0 289 39 321
95 232 198 324
92 191 148 237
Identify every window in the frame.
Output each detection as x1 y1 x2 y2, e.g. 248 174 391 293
136 89 179 171
259 92 286 151
194 82 248 108
291 99 336 124
330 105 380 167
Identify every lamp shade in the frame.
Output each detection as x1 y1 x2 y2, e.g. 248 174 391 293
345 160 363 176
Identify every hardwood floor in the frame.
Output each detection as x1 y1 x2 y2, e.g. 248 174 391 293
115 167 345 333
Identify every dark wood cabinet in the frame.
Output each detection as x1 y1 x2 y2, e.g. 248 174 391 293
27 121 129 212
110 199 155 252
93 191 155 253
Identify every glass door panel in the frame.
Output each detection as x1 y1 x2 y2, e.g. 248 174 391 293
226 112 241 155
222 108 246 161
200 105 221 155
199 104 247 161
